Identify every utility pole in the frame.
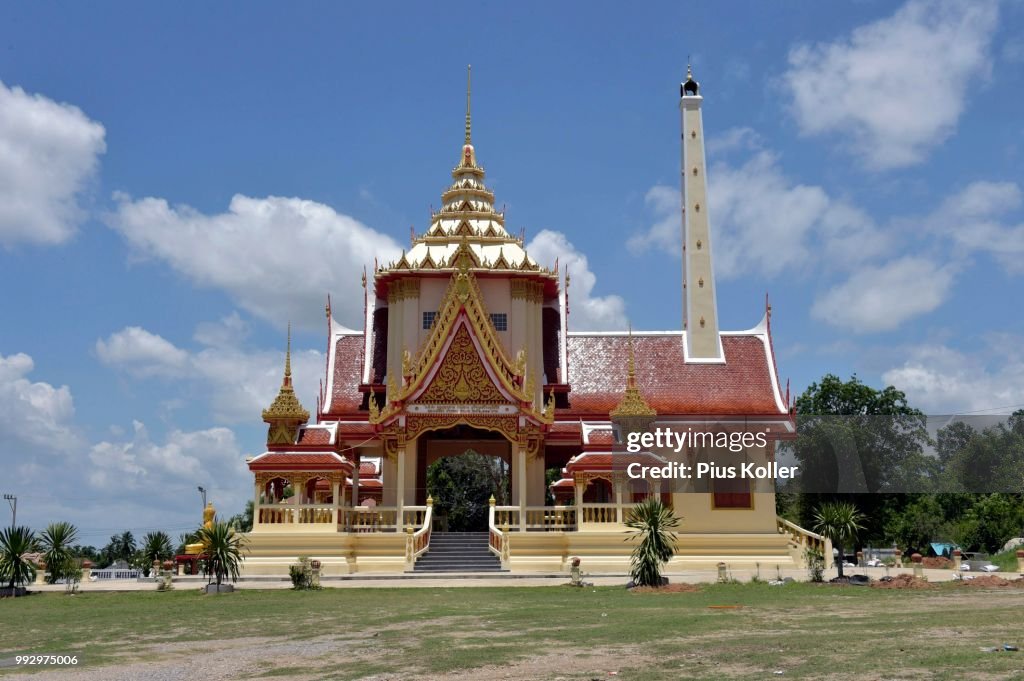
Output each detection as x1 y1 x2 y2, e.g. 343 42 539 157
3 494 15 527
197 486 207 510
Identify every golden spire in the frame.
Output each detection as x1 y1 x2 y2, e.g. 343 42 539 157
262 324 309 425
465 64 472 145
283 321 292 386
610 325 656 420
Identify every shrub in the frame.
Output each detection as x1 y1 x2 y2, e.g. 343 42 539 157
289 556 319 590
0 526 38 594
805 547 825 583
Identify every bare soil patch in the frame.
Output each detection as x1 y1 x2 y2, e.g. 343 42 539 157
871 574 935 589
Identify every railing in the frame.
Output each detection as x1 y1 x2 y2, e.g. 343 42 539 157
488 499 510 567
580 503 619 524
777 516 832 566
523 506 575 530
258 504 335 525
406 498 434 566
91 568 140 580
343 506 400 532
403 506 429 528
492 506 521 529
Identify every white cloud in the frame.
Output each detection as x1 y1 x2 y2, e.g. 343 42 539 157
784 0 998 169
0 81 106 247
95 326 190 377
628 149 886 279
527 229 627 331
0 352 79 452
811 257 956 332
927 180 1024 274
96 316 324 423
883 336 1024 413
106 194 402 330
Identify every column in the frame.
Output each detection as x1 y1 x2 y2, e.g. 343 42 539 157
615 476 624 524
352 459 361 506
396 447 407 523
331 479 341 527
516 445 527 532
574 480 584 530
252 481 262 530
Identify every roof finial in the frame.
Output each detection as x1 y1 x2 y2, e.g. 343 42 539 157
284 321 292 384
465 64 472 145
626 323 637 386
687 56 692 80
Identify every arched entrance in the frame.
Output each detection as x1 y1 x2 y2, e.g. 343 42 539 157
417 425 512 531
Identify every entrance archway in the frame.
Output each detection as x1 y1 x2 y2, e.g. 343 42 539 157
417 425 512 531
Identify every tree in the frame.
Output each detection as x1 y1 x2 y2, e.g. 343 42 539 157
176 531 198 556
427 452 508 531
624 498 681 588
141 531 173 568
197 519 247 587
0 526 39 594
885 495 946 553
227 501 254 532
39 522 79 584
790 374 930 542
813 502 865 580
954 494 1024 554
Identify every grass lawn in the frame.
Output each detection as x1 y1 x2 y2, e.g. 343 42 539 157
2 582 1023 680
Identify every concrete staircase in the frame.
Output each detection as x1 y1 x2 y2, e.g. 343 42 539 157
411 531 506 573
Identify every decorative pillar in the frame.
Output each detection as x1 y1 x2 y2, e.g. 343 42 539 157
396 446 407 519
1016 549 1024 575
516 445 527 532
952 549 961 572
331 479 341 526
911 553 923 579
352 458 361 508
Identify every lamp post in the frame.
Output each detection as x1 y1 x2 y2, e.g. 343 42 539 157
197 486 207 510
3 494 15 527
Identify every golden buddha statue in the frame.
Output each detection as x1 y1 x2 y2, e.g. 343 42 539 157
184 502 216 555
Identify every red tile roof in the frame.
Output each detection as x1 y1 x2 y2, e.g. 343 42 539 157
248 452 350 471
358 461 378 476
296 428 333 445
565 333 785 416
565 451 666 473
328 335 365 415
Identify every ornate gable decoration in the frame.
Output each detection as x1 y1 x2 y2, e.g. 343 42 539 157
418 325 506 403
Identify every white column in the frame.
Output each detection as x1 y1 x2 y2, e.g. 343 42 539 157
331 479 341 527
396 447 406 521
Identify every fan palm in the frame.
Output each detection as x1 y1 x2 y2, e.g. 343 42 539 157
624 498 681 587
196 519 248 587
813 501 866 580
1 526 39 593
39 522 79 584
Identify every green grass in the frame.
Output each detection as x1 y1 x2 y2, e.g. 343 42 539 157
989 548 1022 572
1 583 1023 680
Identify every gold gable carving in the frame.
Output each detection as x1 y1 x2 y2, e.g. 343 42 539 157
418 325 506 403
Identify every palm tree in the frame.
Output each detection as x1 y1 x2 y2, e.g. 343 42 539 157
1 526 39 594
115 531 136 562
176 531 197 556
39 522 79 584
813 501 866 580
624 498 681 587
142 531 173 565
196 519 247 588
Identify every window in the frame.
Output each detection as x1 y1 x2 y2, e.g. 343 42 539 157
422 311 437 330
489 312 507 331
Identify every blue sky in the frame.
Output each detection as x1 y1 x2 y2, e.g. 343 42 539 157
1 0 1022 541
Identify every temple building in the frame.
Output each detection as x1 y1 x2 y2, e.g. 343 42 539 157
242 67 827 575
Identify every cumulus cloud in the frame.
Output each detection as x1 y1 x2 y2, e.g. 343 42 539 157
106 194 402 330
96 315 325 423
527 229 627 331
0 352 79 452
784 0 998 169
628 149 886 279
810 257 957 332
883 335 1024 413
0 81 106 247
927 181 1024 274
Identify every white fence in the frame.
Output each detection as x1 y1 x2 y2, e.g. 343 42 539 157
90 568 141 580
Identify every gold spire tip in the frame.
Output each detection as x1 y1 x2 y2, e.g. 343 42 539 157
465 64 472 145
284 322 292 380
